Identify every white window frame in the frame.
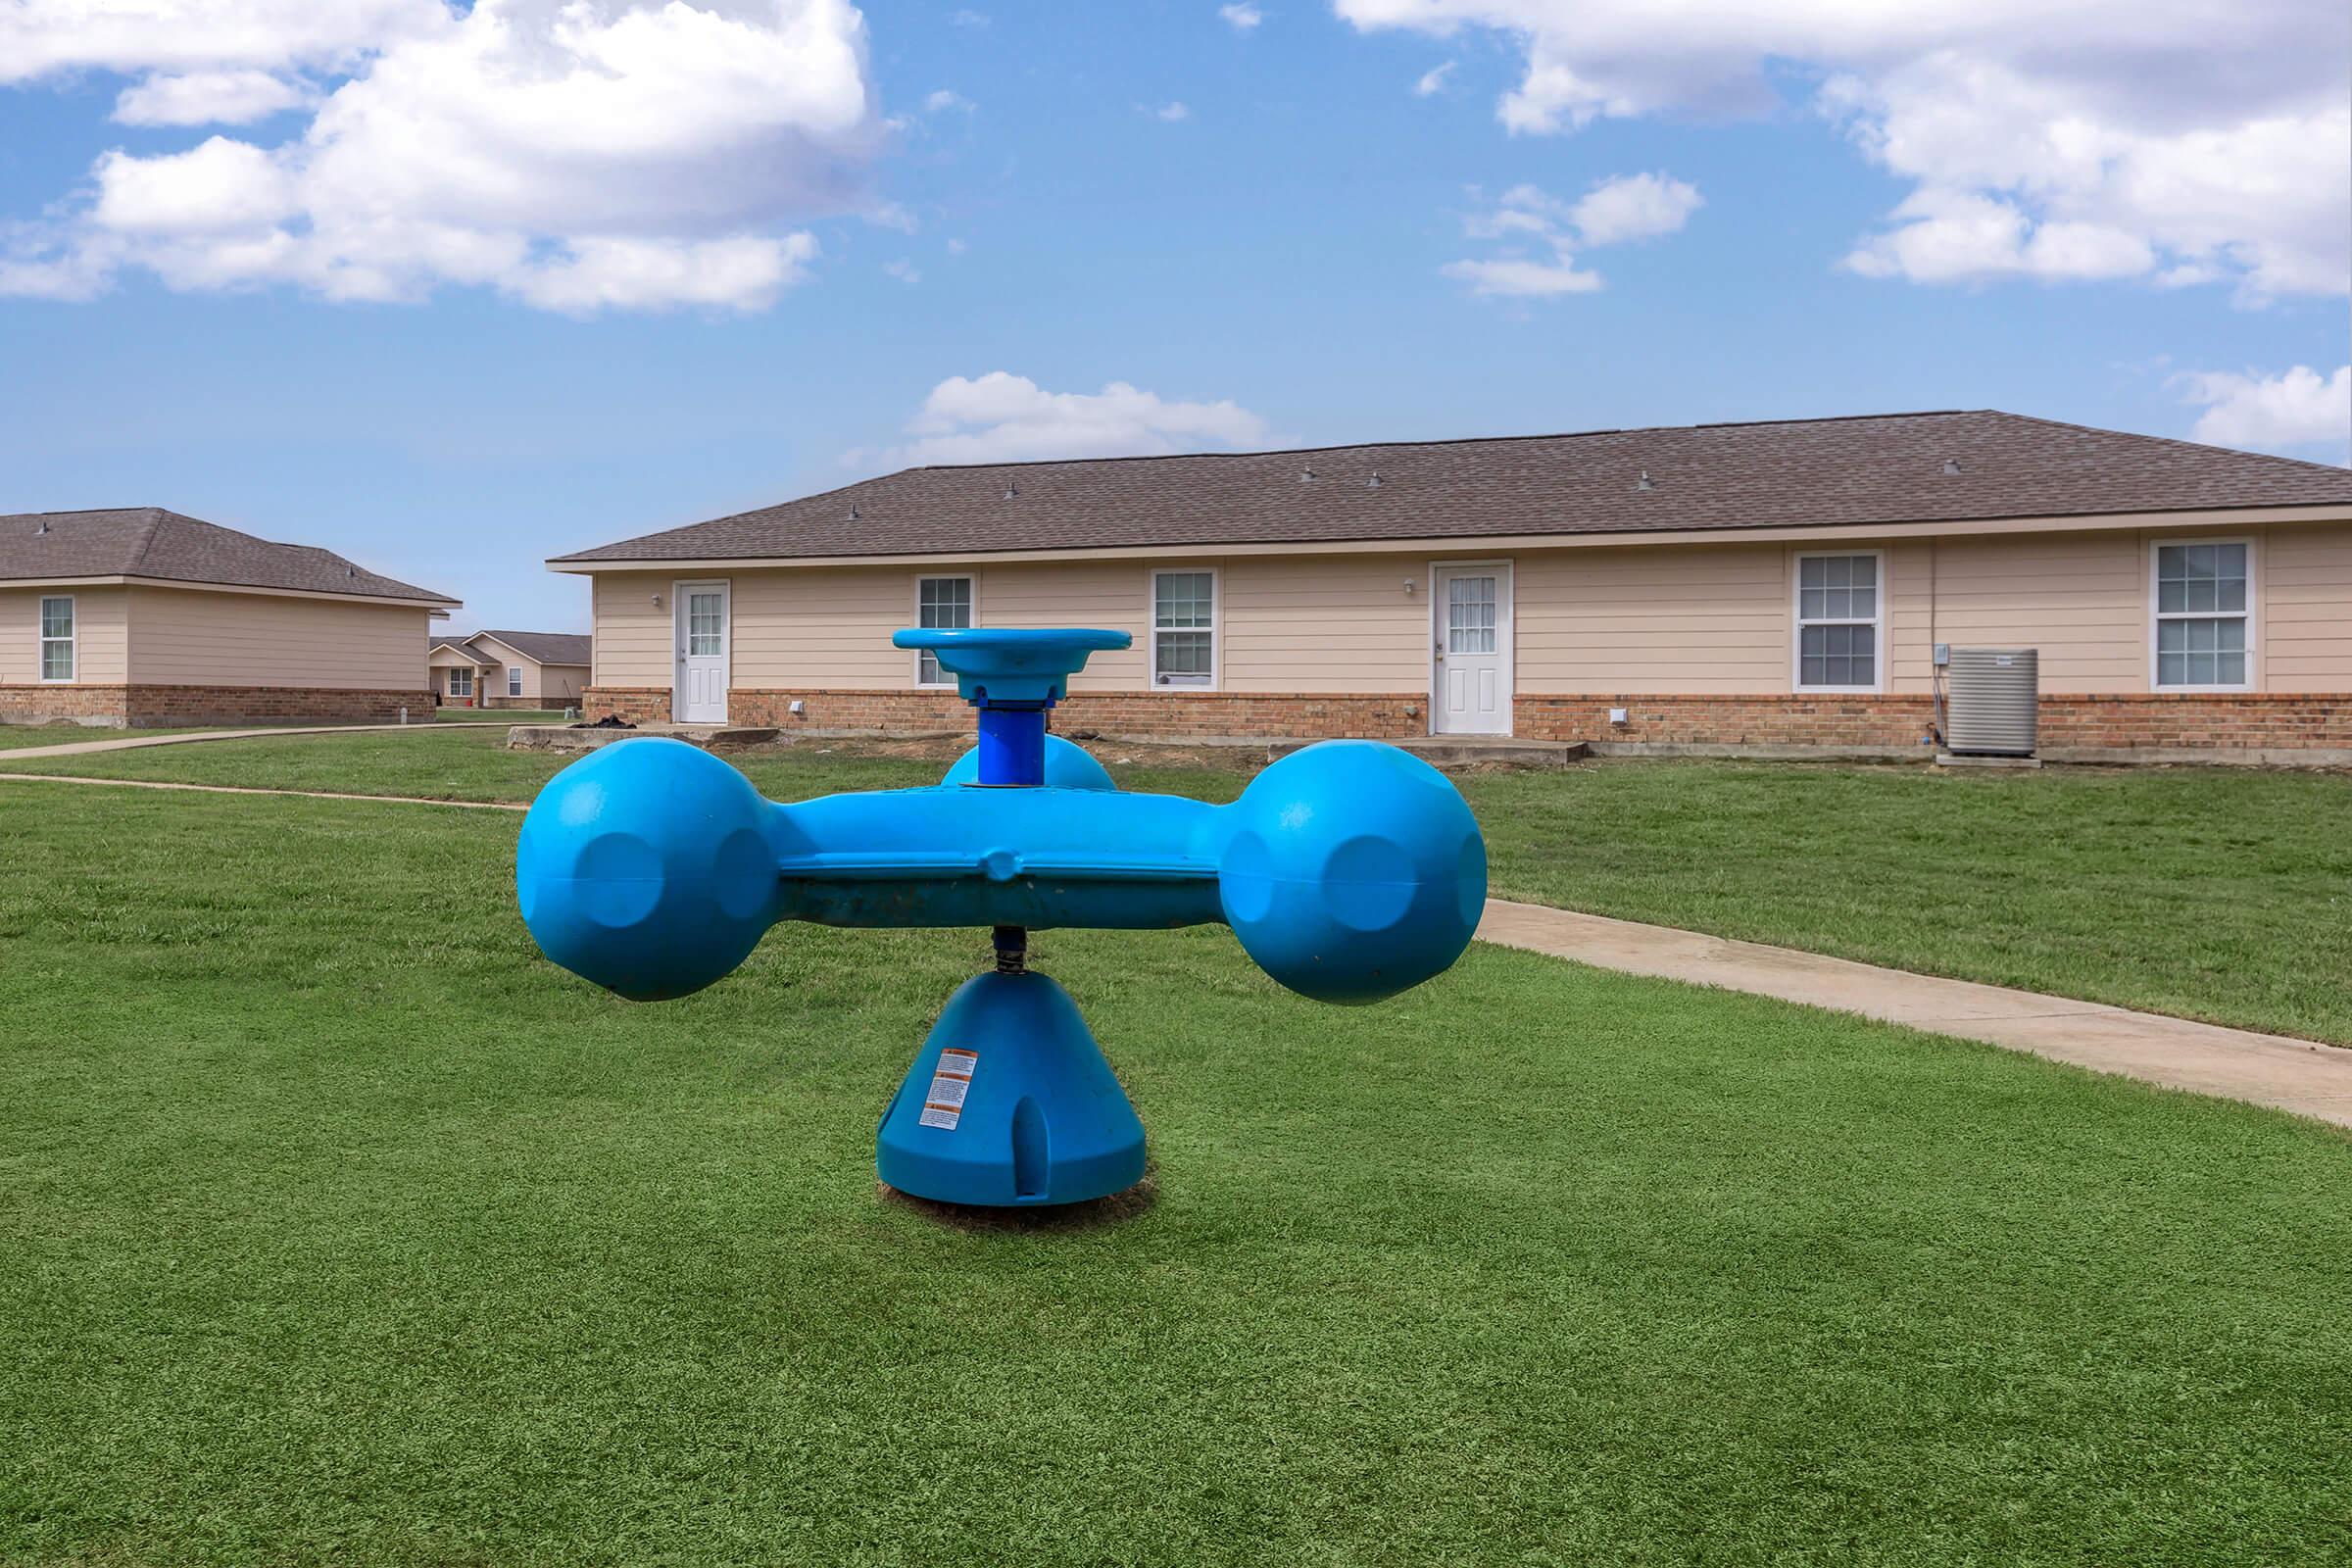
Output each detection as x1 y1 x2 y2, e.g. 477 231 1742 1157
507 665 523 698
2148 536 2256 694
912 573 978 688
1148 566 1219 691
1791 549 1886 695
37 594 74 683
448 666 473 700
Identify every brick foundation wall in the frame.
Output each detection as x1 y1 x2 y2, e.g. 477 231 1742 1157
1516 695 1936 748
585 686 1424 738
1 684 437 728
0 685 131 726
579 685 2352 752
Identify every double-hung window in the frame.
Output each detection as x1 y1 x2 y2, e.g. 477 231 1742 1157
37 595 74 682
1794 553 1881 692
1151 569 1216 688
507 666 523 698
2153 541 2251 690
449 667 473 700
914 575 974 686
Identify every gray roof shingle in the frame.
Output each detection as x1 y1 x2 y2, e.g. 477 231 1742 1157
552 411 2352 565
434 629 591 665
1 508 455 603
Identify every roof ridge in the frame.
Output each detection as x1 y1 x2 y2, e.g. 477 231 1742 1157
906 409 1984 472
122 506 174 574
1991 410 2352 476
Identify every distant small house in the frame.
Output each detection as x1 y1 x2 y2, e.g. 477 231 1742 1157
426 630 591 710
2 507 457 728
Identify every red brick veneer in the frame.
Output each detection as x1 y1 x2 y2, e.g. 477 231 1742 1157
579 686 2352 751
584 687 1424 738
0 684 437 728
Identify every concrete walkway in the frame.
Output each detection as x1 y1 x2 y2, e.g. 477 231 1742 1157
0 720 508 760
1480 899 2352 1130
0 772 527 810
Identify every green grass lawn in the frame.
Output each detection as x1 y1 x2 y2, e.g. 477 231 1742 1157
9 728 2350 1045
433 707 568 722
2 778 2348 1565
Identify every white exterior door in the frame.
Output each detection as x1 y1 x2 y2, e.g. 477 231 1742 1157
674 581 730 723
1433 564 1511 735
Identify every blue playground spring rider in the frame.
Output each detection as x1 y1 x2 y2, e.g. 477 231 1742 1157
514 628 1487 1208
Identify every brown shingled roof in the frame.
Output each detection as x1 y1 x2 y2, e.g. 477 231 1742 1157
1 508 456 603
552 411 2352 565
456 629 593 665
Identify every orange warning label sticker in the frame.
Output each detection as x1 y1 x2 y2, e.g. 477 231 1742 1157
917 1049 979 1130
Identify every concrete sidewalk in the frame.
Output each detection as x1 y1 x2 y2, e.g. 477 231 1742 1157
0 720 507 760
1480 899 2352 1130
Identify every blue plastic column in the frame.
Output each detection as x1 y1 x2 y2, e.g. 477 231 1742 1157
974 706 1047 786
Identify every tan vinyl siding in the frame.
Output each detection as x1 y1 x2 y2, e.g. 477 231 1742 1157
126 587 430 688
591 572 676 688
1886 532 2146 694
1 586 128 683
973 562 1150 691
531 663 587 703
2264 521 2352 692
1222 555 1424 693
733 567 912 687
1517 543 1789 694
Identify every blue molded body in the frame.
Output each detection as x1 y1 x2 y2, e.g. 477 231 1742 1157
875 971 1146 1205
515 736 1484 1004
514 625 1485 1207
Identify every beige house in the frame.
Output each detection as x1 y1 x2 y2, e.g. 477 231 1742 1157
549 411 2352 758
426 630 591 710
3 508 455 727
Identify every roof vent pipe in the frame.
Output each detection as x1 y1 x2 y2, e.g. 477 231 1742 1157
1300 467 1315 482
1943 459 1963 475
1367 471 1382 489
1004 484 1017 500
1635 469 1654 491
850 506 860 520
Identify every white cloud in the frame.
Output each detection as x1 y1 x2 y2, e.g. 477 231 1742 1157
0 0 437 84
1413 62 1455 97
2179 366 2350 453
883 257 920 283
115 69 313 125
0 0 879 314
1445 174 1695 298
92 136 299 232
513 234 818 314
1565 172 1701 245
1220 4 1264 30
1150 101 1192 122
861 371 1271 466
1440 255 1599 297
950 9 988 25
923 88 972 113
1334 0 2350 301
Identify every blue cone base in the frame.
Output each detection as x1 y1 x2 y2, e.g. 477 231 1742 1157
877 970 1147 1207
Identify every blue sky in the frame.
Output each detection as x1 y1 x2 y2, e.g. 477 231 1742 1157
2 0 2344 631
